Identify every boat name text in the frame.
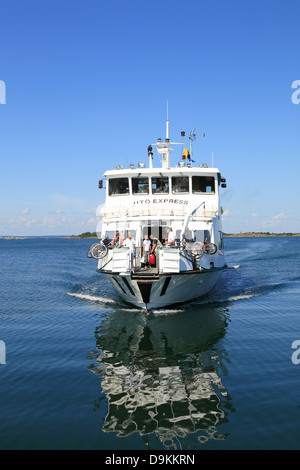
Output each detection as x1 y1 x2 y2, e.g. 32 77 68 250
133 198 189 205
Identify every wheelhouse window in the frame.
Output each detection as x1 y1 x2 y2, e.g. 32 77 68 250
192 176 215 193
172 176 189 194
152 177 169 194
132 177 149 195
108 178 129 196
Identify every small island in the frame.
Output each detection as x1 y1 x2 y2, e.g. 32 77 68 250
65 231 99 239
0 236 27 239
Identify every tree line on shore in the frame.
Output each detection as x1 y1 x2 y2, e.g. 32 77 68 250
69 231 300 239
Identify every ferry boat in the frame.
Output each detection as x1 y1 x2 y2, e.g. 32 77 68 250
88 117 228 310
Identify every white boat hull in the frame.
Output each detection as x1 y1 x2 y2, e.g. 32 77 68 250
104 268 225 310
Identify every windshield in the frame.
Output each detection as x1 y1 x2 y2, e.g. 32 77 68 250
152 177 169 194
108 178 129 196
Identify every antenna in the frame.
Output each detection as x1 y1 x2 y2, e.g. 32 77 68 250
166 100 169 140
189 129 205 159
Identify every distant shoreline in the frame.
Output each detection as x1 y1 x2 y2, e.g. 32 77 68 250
1 236 27 239
64 236 99 239
66 231 300 239
64 231 99 239
223 232 300 238
2 232 300 240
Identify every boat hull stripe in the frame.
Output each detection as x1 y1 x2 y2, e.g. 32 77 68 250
112 276 126 294
160 276 171 296
122 277 135 296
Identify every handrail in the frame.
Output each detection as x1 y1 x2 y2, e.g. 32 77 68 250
180 201 205 242
97 257 113 271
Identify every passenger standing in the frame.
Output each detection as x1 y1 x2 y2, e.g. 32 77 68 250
165 228 176 246
122 232 136 267
149 235 158 254
149 235 162 267
143 234 151 266
122 232 136 252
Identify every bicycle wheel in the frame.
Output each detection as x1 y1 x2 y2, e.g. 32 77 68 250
91 243 108 259
191 242 204 258
205 243 217 255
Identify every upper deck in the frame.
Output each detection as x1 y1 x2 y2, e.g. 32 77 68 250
101 165 224 220
99 120 227 221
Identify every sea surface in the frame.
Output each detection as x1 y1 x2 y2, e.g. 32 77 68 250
0 236 300 450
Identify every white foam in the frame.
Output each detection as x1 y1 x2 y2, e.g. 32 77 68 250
151 309 185 315
66 292 116 304
121 308 145 312
227 293 262 302
192 292 262 306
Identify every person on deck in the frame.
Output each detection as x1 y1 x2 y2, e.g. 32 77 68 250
149 234 162 267
164 228 176 246
143 234 151 266
122 232 136 253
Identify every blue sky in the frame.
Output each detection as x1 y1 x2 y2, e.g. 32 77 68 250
0 0 299 235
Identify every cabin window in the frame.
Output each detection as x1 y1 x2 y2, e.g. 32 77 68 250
108 178 129 196
172 176 189 194
103 231 116 243
192 176 215 193
152 177 169 194
194 230 211 243
132 177 149 195
104 229 136 243
181 228 195 242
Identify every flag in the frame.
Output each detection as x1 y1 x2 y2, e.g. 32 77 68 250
182 147 189 160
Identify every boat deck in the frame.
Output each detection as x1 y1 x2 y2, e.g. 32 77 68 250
134 267 158 275
131 266 160 281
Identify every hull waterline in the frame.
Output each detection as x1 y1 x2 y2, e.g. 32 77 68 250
104 267 226 310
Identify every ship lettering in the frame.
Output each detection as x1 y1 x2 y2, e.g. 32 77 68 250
133 199 188 205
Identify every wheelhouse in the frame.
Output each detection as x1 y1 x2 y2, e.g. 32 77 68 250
105 171 219 198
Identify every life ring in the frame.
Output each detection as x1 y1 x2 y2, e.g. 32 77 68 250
111 231 125 246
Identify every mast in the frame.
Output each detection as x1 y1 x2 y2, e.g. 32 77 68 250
166 100 169 140
152 104 182 169
164 101 170 168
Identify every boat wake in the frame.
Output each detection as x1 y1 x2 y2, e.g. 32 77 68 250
150 308 185 315
66 292 116 304
189 291 264 307
66 287 263 313
66 291 185 314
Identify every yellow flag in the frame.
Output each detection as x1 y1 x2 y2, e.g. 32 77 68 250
182 147 189 159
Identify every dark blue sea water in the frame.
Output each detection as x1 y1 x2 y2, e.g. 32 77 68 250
0 236 300 450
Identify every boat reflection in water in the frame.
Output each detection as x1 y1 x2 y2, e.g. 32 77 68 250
88 304 234 449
